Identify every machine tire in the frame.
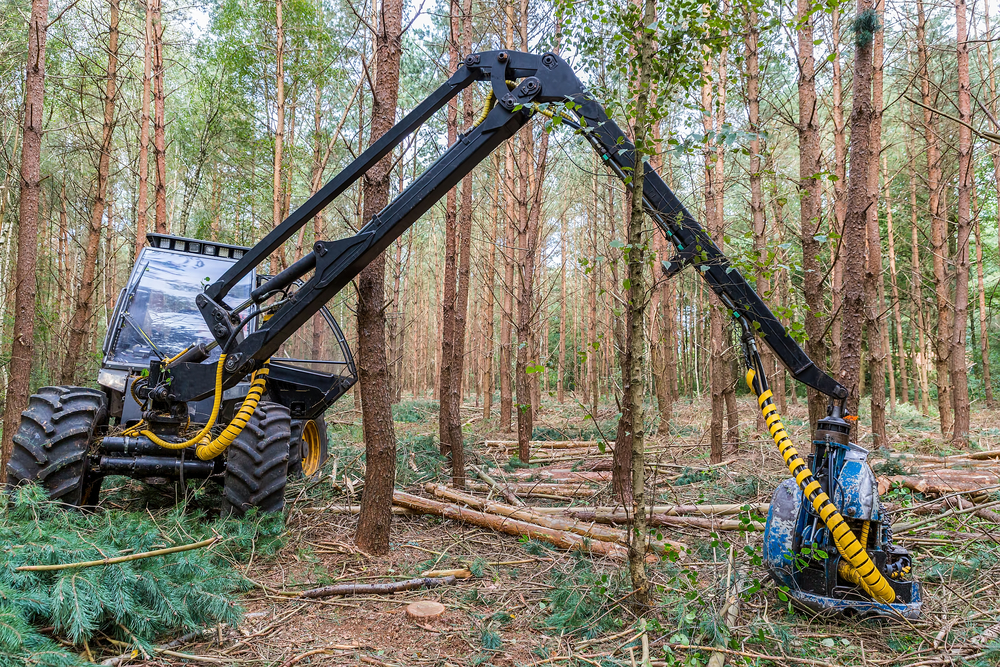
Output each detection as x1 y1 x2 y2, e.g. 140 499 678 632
7 386 107 506
288 415 329 478
222 401 291 516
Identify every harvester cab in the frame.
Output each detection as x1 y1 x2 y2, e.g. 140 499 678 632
9 233 356 515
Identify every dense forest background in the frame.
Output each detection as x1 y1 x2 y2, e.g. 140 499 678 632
0 0 996 450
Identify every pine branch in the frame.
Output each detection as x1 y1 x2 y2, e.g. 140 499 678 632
16 536 218 572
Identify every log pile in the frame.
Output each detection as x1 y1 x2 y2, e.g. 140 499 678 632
877 451 1000 498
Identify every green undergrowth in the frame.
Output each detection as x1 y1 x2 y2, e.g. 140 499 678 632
539 554 626 639
392 399 439 423
0 485 284 667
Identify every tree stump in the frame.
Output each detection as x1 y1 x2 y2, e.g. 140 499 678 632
406 600 445 621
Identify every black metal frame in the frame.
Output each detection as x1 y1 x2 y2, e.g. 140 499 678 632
168 50 847 405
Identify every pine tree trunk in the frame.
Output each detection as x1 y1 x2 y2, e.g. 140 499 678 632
864 0 887 447
841 0 876 416
62 0 119 385
0 0 49 483
883 156 909 405
271 0 286 271
354 0 402 555
746 4 769 432
910 160 931 415
558 213 567 404
917 0 953 436
797 0 828 431
830 6 847 374
135 0 152 259
482 181 498 421
438 0 461 458
975 217 993 405
151 0 166 234
951 0 972 443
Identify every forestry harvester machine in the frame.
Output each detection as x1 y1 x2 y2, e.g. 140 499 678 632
9 51 919 618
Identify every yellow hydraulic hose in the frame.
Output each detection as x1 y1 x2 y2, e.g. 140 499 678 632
193 363 268 460
127 354 229 448
745 368 896 605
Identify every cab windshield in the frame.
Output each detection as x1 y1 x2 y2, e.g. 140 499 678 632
107 249 252 368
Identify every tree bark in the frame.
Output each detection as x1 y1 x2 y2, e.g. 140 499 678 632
482 180 499 420
558 212 567 404
745 4 769 432
135 0 153 259
62 0 119 384
975 216 993 405
272 0 286 269
438 0 461 459
354 0 402 555
917 0 952 436
797 0 828 432
951 0 972 443
1 0 49 483
151 0 166 234
864 0 886 447
883 156 908 405
840 0 876 416
621 0 656 607
702 54 724 465
830 6 847 373
910 156 931 415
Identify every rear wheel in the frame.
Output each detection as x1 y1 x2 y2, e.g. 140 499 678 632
7 386 107 506
222 401 291 516
288 416 329 478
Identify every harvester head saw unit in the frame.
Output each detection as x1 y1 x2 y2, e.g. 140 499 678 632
763 409 921 619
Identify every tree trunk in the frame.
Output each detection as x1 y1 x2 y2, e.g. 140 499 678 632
441 0 476 486
797 0 827 431
883 156 908 405
864 0 886 448
745 4 769 432
702 54 724 465
1 0 49 483
910 157 931 415
482 181 499 421
354 0 402 555
840 0 877 416
917 0 952 436
271 0 286 270
62 0 119 385
558 212 567 404
951 0 972 443
151 0 166 234
135 0 152 259
621 0 656 606
830 6 847 373
438 0 461 459
975 216 993 405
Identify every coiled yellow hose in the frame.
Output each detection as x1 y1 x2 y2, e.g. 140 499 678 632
125 354 229 448
194 363 268 460
746 368 895 604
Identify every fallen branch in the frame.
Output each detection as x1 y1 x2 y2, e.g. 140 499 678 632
279 645 359 667
526 503 769 517
297 505 417 516
425 484 685 556
392 490 629 559
17 536 218 572
299 575 460 599
469 464 523 506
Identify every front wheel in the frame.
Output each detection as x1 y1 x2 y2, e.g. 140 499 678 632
288 416 329 478
7 386 107 506
222 401 291 517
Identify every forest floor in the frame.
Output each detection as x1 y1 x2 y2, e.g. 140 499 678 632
101 393 1000 667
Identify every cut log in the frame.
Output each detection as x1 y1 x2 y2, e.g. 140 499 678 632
484 439 601 450
564 509 764 532
519 503 768 517
392 491 629 559
298 505 417 516
464 482 600 497
425 483 686 557
299 575 460 599
503 468 612 482
878 471 1000 497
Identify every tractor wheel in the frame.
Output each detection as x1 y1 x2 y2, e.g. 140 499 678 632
7 386 107 506
222 401 291 517
288 416 329 478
